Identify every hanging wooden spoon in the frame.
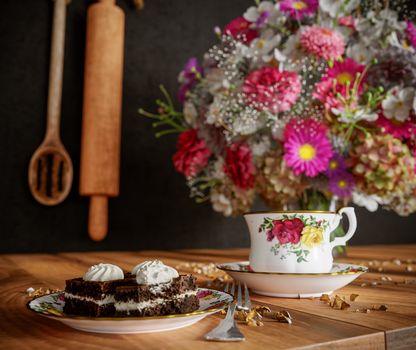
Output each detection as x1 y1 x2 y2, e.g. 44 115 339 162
28 0 73 206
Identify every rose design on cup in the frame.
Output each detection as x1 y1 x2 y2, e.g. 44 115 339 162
246 208 357 273
266 218 303 244
260 215 330 263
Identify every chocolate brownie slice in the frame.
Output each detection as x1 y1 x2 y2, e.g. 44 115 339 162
63 273 135 317
114 275 199 317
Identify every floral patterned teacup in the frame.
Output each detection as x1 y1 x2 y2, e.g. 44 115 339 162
244 208 357 273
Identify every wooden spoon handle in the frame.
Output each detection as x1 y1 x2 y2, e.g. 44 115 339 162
88 196 108 241
45 0 68 141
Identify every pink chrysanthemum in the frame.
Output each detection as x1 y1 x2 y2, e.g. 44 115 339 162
279 0 318 20
377 114 416 139
242 67 301 114
406 21 416 49
300 26 345 60
313 58 365 110
329 172 355 198
283 118 333 177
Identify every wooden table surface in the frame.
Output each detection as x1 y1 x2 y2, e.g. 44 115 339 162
0 245 415 349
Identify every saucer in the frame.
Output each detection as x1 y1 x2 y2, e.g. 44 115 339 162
27 288 232 334
217 262 367 298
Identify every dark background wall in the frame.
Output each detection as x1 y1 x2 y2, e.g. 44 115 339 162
0 0 415 253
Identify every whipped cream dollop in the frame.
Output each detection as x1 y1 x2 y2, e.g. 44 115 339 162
132 260 179 285
83 263 124 282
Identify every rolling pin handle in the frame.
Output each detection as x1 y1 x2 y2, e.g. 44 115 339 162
88 196 108 241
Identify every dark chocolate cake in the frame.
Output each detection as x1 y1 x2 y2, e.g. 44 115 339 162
114 275 199 317
63 273 135 317
63 261 199 317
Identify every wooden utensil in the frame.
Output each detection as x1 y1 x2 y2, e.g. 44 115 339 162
28 0 73 206
79 0 125 241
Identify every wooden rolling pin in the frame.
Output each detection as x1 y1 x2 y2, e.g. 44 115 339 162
80 0 125 241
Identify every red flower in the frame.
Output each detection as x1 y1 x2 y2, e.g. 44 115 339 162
172 128 211 177
223 143 255 189
224 17 258 44
270 218 304 244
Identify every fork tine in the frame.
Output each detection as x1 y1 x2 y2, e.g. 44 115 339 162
224 282 229 294
230 281 235 297
244 283 251 310
237 282 242 307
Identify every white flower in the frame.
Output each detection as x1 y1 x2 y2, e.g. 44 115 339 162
346 42 373 64
320 0 359 18
250 136 271 157
387 31 415 53
356 9 406 47
183 102 198 125
332 107 378 123
382 86 415 122
210 192 233 216
205 95 223 126
204 67 227 94
244 1 279 27
275 32 303 71
352 191 382 212
248 29 281 62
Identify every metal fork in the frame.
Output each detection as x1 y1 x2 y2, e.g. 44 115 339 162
205 281 251 342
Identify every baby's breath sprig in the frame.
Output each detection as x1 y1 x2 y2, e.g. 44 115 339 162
139 85 187 138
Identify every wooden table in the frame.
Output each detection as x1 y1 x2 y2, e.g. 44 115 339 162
0 245 415 349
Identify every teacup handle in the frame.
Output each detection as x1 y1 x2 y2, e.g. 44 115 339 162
330 207 357 249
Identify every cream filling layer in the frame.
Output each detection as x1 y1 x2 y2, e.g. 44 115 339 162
114 290 198 311
64 292 115 306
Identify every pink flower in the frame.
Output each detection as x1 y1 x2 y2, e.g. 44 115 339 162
406 21 416 49
242 67 301 113
283 118 333 177
314 58 365 110
224 17 258 44
173 129 211 177
338 16 356 29
279 0 318 20
268 218 304 244
300 26 345 60
377 114 416 139
223 143 255 189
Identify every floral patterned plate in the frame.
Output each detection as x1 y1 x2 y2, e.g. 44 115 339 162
217 262 367 298
27 288 232 334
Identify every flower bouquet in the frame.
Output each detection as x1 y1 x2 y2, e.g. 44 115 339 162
140 0 416 219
